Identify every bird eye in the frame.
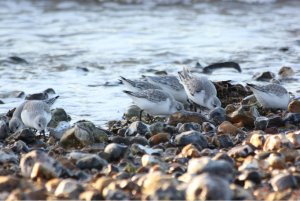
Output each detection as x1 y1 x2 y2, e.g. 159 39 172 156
38 123 42 127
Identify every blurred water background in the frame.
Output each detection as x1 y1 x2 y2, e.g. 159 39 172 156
0 0 300 126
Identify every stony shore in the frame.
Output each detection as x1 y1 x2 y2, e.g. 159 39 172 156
1 71 300 200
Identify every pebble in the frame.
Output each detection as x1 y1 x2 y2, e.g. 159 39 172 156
177 122 201 133
217 121 243 135
48 108 71 128
288 100 300 113
254 116 269 130
278 66 295 78
104 143 128 161
167 111 209 126
149 132 170 146
209 107 226 125
187 157 234 181
76 154 107 170
0 120 9 139
270 173 298 191
174 130 208 148
186 173 233 201
252 71 275 81
125 121 149 136
54 179 84 199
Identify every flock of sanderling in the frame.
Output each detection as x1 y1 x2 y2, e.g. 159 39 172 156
8 66 291 134
122 67 291 117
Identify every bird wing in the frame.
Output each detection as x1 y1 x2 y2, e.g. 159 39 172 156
123 89 168 103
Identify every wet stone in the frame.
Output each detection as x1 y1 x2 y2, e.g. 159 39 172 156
284 113 300 125
253 71 275 81
48 108 71 128
218 121 243 136
0 150 18 164
167 111 209 126
30 162 58 180
76 154 107 170
0 120 9 139
271 173 298 191
0 176 20 192
124 105 143 119
268 115 285 127
288 100 300 113
278 66 295 78
174 131 208 148
129 136 149 146
177 122 201 133
186 173 233 201
228 144 255 158
187 157 234 182
5 128 36 144
212 134 234 148
149 132 170 146
254 116 269 130
209 107 226 125
11 140 30 153
80 190 102 201
228 105 259 128
104 143 128 161
54 179 84 199
20 150 67 178
108 136 130 145
249 131 265 149
0 91 25 99
125 121 149 136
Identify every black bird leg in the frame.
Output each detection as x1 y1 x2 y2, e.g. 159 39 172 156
139 109 144 121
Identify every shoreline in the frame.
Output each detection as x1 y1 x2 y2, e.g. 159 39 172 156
1 78 300 200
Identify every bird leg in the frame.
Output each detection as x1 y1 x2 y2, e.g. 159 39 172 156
139 109 144 121
193 102 198 112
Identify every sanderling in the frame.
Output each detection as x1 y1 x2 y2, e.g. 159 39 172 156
119 76 161 92
9 96 59 133
246 83 290 109
142 75 188 103
178 67 221 110
123 89 184 119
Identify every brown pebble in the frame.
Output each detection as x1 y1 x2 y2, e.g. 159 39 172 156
288 100 300 113
278 66 295 78
286 132 300 148
149 133 170 146
0 176 20 192
167 111 209 126
180 144 201 158
249 132 265 149
218 121 243 136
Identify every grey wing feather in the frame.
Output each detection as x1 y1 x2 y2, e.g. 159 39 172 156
147 76 183 90
130 89 168 103
23 101 51 114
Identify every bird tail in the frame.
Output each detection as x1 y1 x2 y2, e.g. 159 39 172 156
44 95 59 106
178 66 191 81
119 76 136 87
123 90 135 96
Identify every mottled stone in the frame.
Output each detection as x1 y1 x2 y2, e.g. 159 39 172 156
167 111 209 126
186 173 233 201
125 121 149 136
187 157 234 181
288 100 300 113
175 131 208 148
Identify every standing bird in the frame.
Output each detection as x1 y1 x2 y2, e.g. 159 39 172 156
178 67 221 110
9 96 59 133
119 76 161 92
246 83 290 109
142 75 188 104
123 89 184 120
